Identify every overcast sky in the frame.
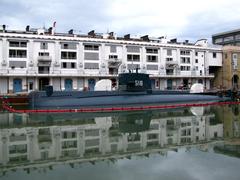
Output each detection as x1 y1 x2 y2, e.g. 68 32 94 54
1 0 240 42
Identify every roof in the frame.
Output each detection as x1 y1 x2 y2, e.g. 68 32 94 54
212 28 240 37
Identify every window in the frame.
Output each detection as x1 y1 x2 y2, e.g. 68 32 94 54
224 36 234 42
180 66 190 71
147 134 158 140
214 38 223 43
61 43 77 49
233 53 238 59
109 55 118 59
195 59 198 63
147 55 158 62
84 44 99 51
195 52 198 56
85 129 99 136
166 57 173 62
195 66 198 70
180 50 190 55
181 57 190 63
146 48 158 54
110 46 117 53
127 46 140 53
84 52 99 60
39 52 49 56
225 53 228 59
9 144 27 154
9 61 26 68
213 52 217 58
235 35 240 40
127 64 140 70
40 42 48 49
167 49 172 56
127 54 140 62
84 63 99 69
147 65 158 70
61 52 77 59
9 50 27 58
71 62 75 68
62 141 77 149
62 62 67 68
9 41 27 47
61 62 76 69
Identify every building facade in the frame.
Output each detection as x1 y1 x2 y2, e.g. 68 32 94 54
212 29 240 46
213 46 240 89
0 26 222 94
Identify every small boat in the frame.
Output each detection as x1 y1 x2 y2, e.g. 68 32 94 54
29 70 231 109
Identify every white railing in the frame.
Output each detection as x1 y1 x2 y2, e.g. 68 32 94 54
37 56 52 61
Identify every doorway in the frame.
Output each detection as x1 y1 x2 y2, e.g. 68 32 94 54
65 79 73 91
39 78 50 91
88 79 96 91
232 75 239 89
151 79 156 89
167 79 172 90
13 78 22 93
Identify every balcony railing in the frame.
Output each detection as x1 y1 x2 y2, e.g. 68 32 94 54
38 70 50 74
37 55 52 61
108 58 122 68
166 60 178 65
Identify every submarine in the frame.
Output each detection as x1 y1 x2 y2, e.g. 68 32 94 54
29 69 231 109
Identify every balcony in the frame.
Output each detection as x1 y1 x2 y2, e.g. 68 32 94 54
38 61 51 67
37 55 52 62
166 60 178 65
108 58 122 68
38 70 50 74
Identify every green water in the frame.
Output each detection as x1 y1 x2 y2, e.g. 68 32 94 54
0 105 240 180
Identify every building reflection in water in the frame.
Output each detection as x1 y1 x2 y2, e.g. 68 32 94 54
0 105 239 174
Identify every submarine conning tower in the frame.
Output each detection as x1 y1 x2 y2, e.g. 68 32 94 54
118 69 152 92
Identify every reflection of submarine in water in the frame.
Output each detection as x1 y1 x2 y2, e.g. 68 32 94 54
1 107 197 129
29 71 230 109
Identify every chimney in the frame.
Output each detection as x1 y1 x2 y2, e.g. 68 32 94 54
109 32 114 37
68 29 73 34
26 25 30 32
2 24 6 32
88 30 95 36
48 27 53 34
170 38 177 43
124 34 130 40
141 35 149 41
52 21 56 35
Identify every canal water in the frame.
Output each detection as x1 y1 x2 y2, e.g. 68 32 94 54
0 105 240 180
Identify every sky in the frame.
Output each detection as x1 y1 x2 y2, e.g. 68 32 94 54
1 0 240 42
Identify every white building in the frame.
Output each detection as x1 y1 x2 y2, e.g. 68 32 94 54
0 26 222 94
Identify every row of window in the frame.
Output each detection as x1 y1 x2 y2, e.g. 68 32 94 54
7 60 202 72
8 41 217 57
8 42 219 60
61 62 99 69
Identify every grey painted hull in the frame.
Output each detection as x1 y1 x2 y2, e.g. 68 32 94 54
29 90 230 109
